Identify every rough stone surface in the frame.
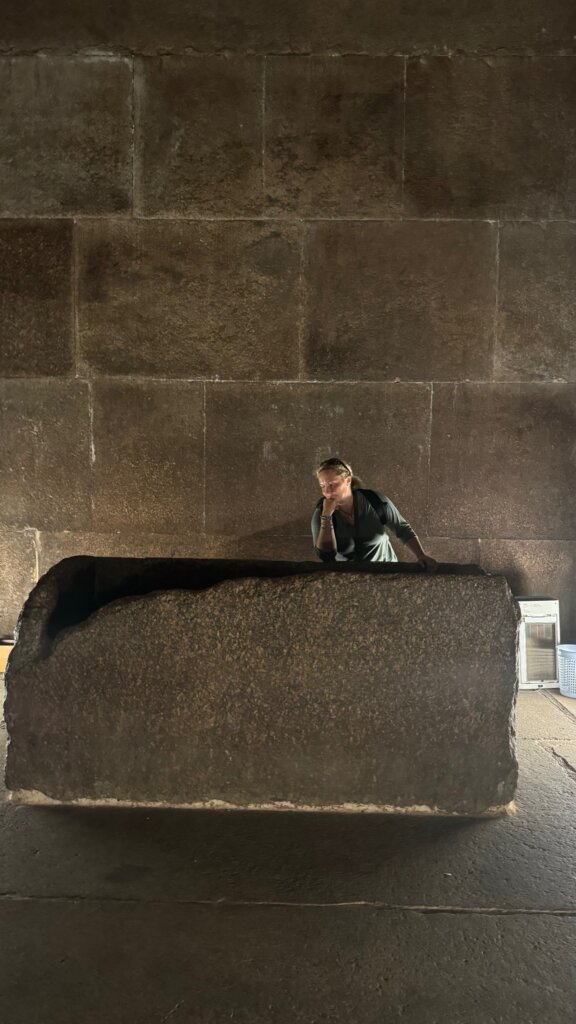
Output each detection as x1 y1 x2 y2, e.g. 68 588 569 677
36 532 313 577
422 537 481 567
90 380 204 532
1 1 575 55
0 693 572 911
552 694 576 716
480 539 576 642
405 57 576 218
205 382 432 536
0 380 92 530
515 692 576 740
1 692 576 1023
31 537 489 633
306 221 496 381
496 222 576 382
429 383 576 540
136 56 263 216
265 57 403 216
198 533 313 562
0 57 132 217
0 18 574 646
0 221 73 377
4 559 518 813
36 532 212 574
1 2 576 1012
78 220 303 379
0 529 35 636
2 901 576 1024
547 739 576 775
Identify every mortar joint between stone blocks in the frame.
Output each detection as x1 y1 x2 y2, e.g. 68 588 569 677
130 56 137 216
425 383 433 537
71 220 80 378
202 381 207 532
492 221 501 381
261 56 267 199
400 56 407 212
32 530 41 583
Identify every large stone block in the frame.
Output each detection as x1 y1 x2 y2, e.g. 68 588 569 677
136 57 263 216
0 380 92 530
0 0 312 54
4 557 518 815
0 529 36 635
78 220 302 379
265 57 403 216
429 383 576 539
91 380 204 532
205 382 431 536
0 58 132 217
496 222 576 382
306 221 496 381
1 1 575 55
307 2 576 56
0 221 73 377
405 57 576 218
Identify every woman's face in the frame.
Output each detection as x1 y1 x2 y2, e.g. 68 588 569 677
317 469 352 506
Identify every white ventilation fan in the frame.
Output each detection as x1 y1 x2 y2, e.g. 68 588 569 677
516 598 560 690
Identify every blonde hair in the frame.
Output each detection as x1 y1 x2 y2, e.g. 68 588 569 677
315 456 364 489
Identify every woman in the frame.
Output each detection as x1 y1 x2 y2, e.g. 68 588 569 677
311 456 438 569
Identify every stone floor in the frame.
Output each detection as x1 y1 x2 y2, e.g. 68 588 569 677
1 688 575 1023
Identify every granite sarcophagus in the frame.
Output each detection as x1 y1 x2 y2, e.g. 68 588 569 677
4 557 519 815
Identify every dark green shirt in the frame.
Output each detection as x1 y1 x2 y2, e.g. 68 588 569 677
311 489 416 563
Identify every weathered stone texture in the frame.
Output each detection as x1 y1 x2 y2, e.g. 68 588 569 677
0 10 575 644
205 382 431 536
0 58 132 217
307 2 576 56
2 901 576 1023
0 221 73 377
36 532 312 576
481 540 576 641
430 383 576 539
1 1 575 54
265 57 403 216
0 380 91 530
306 221 496 381
422 538 481 566
0 695 574 910
78 220 303 379
0 530 35 636
405 57 576 218
4 563 518 813
199 533 312 561
496 222 576 382
37 533 205 576
136 57 263 216
91 380 204 532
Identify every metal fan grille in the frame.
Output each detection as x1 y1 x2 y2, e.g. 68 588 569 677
525 622 557 682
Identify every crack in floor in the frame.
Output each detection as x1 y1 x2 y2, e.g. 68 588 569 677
543 690 576 723
548 747 576 782
1 893 575 916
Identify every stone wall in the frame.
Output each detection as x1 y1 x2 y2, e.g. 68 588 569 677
1 3 576 638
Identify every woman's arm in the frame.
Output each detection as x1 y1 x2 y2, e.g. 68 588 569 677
311 503 338 561
403 535 438 571
383 497 438 571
